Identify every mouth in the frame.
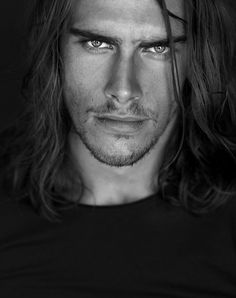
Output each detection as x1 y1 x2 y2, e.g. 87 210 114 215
95 114 149 134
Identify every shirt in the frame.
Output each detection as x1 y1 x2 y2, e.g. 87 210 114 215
0 193 236 297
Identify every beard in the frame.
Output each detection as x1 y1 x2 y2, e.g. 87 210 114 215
66 89 173 168
72 123 161 167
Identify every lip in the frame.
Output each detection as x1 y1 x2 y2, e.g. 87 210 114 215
96 114 149 122
95 114 149 134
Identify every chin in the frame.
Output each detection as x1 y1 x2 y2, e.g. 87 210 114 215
84 139 158 167
73 124 161 167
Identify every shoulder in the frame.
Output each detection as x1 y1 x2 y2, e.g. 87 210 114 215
192 195 236 238
0 188 45 237
0 189 31 220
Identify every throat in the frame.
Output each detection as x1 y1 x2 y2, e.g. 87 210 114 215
80 178 158 206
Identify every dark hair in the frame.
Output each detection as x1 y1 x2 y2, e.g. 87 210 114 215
0 0 235 220
160 0 236 213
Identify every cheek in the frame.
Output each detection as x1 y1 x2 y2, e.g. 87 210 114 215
64 47 110 89
144 53 186 107
141 63 176 106
63 53 110 109
63 59 93 112
139 64 178 131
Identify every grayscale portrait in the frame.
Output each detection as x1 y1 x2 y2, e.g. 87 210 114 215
0 0 236 297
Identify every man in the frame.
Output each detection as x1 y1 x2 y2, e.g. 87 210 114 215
0 0 236 297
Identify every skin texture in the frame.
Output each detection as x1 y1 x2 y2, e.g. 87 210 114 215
61 0 186 205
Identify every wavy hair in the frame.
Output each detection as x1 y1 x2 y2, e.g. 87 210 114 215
0 0 235 220
161 0 236 213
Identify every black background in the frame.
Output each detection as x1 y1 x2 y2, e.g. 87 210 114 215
0 1 235 131
0 0 31 130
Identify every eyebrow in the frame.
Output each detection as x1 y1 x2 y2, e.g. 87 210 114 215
69 28 187 47
70 28 122 45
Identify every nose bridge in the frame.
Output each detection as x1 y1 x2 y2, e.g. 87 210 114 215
104 51 142 103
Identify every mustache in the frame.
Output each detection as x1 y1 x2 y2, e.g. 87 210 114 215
86 99 158 119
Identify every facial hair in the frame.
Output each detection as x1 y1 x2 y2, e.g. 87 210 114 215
69 97 168 168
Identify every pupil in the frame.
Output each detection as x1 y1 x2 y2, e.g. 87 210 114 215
155 46 165 53
92 41 102 47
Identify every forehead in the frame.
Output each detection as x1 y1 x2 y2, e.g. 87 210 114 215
70 0 185 37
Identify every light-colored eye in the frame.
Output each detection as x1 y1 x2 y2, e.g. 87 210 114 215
88 40 111 49
148 45 169 54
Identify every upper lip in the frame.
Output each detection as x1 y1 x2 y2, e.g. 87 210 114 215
96 114 149 122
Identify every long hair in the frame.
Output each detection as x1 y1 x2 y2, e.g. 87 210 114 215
160 0 236 213
0 0 235 220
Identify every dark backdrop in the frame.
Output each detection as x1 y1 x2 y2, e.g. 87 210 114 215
0 1 235 131
0 1 31 130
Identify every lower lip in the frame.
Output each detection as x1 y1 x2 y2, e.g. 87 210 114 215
95 117 147 134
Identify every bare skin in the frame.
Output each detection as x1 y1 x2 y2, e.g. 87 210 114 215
62 0 186 205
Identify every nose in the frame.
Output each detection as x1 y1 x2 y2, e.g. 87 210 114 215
104 53 143 104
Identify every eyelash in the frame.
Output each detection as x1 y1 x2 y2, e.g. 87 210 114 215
79 40 113 52
79 39 171 57
142 45 170 56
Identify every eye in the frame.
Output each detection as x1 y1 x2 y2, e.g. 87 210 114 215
145 45 170 55
87 40 112 50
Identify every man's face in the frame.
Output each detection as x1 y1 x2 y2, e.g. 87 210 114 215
62 0 186 167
